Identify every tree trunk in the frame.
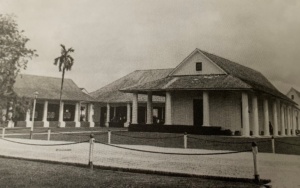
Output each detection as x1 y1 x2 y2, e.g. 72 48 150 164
59 67 65 107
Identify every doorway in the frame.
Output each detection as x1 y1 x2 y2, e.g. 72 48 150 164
193 99 203 126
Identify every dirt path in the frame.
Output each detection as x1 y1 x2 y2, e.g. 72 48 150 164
0 138 299 188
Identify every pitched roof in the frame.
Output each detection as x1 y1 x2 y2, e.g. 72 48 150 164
121 49 293 103
90 69 172 103
121 75 252 92
14 74 95 102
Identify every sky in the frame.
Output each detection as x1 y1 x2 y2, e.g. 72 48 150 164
1 0 300 94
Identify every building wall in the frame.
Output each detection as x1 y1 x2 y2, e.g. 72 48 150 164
171 91 243 131
172 91 202 125
209 91 242 131
172 52 225 76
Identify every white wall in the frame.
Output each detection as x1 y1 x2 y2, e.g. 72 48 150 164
172 52 225 76
171 91 242 131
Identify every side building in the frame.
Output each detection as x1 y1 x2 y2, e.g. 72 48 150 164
90 69 171 127
12 74 95 128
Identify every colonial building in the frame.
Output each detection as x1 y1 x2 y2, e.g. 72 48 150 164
117 48 299 137
13 74 95 128
90 69 171 127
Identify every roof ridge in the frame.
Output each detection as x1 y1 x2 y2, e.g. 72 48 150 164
19 74 72 81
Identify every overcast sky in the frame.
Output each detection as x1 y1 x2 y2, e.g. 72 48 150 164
1 0 299 93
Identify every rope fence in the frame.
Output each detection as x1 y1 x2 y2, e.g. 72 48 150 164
0 129 300 182
0 137 89 146
2 128 300 154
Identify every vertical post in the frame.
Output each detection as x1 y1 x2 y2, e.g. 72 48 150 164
88 134 95 170
42 101 49 128
263 99 270 136
252 95 259 137
132 93 138 124
203 91 210 126
47 128 51 141
58 101 65 128
184 132 187 149
108 130 111 144
287 107 291 136
146 92 153 124
165 92 172 125
2 128 5 138
281 105 286 136
124 103 131 127
272 101 278 136
271 136 275 154
105 103 110 127
88 103 95 127
30 92 38 139
74 102 80 127
242 92 250 136
292 109 296 136
252 142 260 183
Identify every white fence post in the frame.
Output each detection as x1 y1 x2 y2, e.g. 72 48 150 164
88 134 95 170
271 136 275 154
108 130 111 144
47 128 51 141
252 142 260 183
184 132 187 149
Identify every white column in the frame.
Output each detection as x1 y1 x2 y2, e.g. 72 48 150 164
74 102 80 127
164 92 172 125
124 103 131 127
146 92 153 124
281 105 286 136
272 100 278 136
105 103 110 127
263 98 270 136
59 102 65 127
242 92 250 137
88 103 95 127
296 110 300 131
252 95 259 137
292 108 296 136
25 109 32 127
203 91 210 126
42 101 49 128
287 107 291 136
132 93 138 124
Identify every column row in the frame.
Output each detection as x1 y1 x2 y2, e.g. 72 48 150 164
25 101 94 128
242 92 298 137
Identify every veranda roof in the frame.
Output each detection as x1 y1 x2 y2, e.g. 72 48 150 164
14 74 95 102
90 69 172 103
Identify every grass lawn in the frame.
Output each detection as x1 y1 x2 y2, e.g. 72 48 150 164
4 127 300 155
0 157 262 188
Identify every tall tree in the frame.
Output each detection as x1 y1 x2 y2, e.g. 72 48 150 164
0 14 37 123
54 44 74 104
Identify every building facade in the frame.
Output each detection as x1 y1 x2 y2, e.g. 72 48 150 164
120 49 299 137
12 74 95 128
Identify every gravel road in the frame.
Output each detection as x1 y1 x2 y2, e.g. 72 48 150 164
0 138 299 188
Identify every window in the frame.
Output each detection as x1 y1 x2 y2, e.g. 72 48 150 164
196 62 202 71
291 95 294 100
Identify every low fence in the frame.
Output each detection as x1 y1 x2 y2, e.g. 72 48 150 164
1 128 300 185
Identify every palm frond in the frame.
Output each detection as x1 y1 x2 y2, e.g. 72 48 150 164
54 57 60 65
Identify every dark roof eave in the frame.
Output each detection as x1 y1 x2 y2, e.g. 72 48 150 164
120 88 253 93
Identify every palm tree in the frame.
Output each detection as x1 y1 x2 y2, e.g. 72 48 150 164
54 44 75 106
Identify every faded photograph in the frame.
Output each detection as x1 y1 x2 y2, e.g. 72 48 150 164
0 0 299 187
